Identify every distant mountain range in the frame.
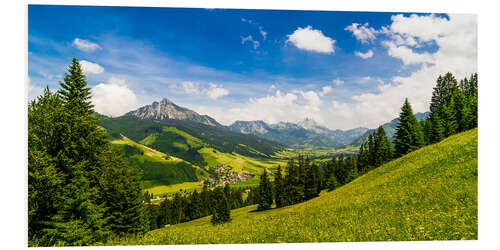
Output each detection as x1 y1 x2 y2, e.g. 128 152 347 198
229 118 369 149
103 97 430 153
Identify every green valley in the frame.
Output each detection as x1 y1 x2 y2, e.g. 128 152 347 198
113 128 477 244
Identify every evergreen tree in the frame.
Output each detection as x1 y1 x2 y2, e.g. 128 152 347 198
257 169 273 211
394 98 424 157
273 166 286 208
429 113 444 143
28 58 144 246
211 192 231 225
374 126 393 166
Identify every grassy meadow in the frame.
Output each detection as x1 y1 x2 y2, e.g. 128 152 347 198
109 128 477 245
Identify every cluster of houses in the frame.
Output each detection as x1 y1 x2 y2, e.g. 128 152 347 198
203 164 254 186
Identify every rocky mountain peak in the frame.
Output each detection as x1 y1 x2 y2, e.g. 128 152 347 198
125 98 221 127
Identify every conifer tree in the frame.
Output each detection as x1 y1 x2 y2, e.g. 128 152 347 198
429 113 444 143
257 169 273 211
394 98 424 158
273 166 286 208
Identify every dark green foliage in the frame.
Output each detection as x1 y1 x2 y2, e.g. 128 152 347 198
257 170 273 211
28 58 144 246
425 72 478 145
211 189 231 225
273 166 286 208
429 113 445 144
394 98 424 158
326 175 340 191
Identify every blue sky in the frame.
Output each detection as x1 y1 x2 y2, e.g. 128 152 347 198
28 5 477 129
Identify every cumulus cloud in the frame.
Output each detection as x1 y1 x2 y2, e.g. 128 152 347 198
241 35 260 49
206 83 229 100
345 23 377 44
319 85 333 96
355 50 374 59
27 77 44 102
383 41 434 65
79 60 104 74
330 14 477 129
181 81 201 94
72 38 101 52
91 77 139 117
203 89 326 125
332 79 344 85
286 26 335 54
180 81 229 100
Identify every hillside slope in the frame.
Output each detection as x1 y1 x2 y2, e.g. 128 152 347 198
111 136 210 189
132 128 477 244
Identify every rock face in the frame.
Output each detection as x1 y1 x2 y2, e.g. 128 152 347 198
125 98 221 127
230 120 270 134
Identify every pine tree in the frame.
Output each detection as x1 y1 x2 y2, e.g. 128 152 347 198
374 126 393 166
429 113 444 143
273 166 286 208
211 191 231 225
257 169 273 211
394 98 424 158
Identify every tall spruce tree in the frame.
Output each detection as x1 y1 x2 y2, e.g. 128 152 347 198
394 98 424 158
273 166 286 208
257 169 273 211
28 58 144 246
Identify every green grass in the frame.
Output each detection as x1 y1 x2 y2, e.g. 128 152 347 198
145 181 204 196
199 147 286 174
111 136 210 188
113 128 477 244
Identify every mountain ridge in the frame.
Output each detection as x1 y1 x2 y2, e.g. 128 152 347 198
125 98 222 127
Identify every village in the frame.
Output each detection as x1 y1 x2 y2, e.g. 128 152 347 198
148 164 255 204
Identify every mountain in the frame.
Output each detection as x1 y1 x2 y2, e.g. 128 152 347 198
125 98 222 127
349 112 430 147
229 118 369 148
100 98 284 167
142 129 478 244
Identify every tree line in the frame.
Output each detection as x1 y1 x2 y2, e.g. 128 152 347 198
142 184 248 230
254 72 478 211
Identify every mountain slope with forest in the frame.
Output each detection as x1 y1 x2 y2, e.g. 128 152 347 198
125 128 477 244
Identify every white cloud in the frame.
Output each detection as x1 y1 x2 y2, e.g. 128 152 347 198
345 23 377 44
181 81 201 94
332 79 344 85
27 77 44 102
259 26 267 40
383 41 434 65
72 38 101 52
241 18 252 24
79 60 104 74
286 26 335 54
355 50 374 59
202 89 326 126
91 77 138 117
319 85 333 96
241 35 260 49
330 14 477 129
206 83 229 100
